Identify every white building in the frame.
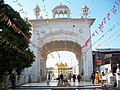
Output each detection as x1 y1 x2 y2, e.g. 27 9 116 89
24 4 95 82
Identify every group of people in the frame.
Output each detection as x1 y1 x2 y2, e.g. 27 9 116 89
69 73 82 83
90 72 99 84
90 72 107 84
58 73 82 84
90 72 117 87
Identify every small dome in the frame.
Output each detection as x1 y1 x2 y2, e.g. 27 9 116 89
59 62 64 66
64 63 68 67
55 62 59 66
52 4 70 18
82 4 88 9
53 4 69 11
81 4 89 18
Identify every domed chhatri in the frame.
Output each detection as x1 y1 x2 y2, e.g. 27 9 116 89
81 4 89 18
33 5 41 19
52 4 70 18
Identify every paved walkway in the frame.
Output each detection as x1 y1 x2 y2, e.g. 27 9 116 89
7 80 119 90
13 80 102 90
21 80 101 87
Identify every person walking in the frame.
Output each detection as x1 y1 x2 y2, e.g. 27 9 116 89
28 74 32 83
77 74 81 83
95 72 99 84
113 73 117 87
47 73 51 85
59 73 63 82
68 73 72 82
72 74 76 83
90 73 95 84
9 73 16 89
101 71 106 86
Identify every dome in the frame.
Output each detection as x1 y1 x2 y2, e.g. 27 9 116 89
82 4 88 9
52 4 70 18
64 62 68 67
55 62 59 66
52 4 70 11
59 62 64 66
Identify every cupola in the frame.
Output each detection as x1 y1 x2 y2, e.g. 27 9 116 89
33 5 41 19
81 4 89 18
52 4 70 18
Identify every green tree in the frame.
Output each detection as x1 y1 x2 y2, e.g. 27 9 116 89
0 0 35 81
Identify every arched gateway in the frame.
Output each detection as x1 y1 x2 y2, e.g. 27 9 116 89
24 4 95 82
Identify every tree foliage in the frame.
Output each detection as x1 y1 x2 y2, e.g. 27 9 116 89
0 0 35 77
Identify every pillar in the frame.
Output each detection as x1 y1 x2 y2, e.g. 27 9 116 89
83 47 93 81
117 64 120 89
40 58 47 81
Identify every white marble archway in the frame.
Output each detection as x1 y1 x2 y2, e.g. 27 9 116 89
40 40 83 81
24 18 95 82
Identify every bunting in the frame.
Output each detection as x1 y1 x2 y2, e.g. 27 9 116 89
86 22 120 52
96 28 120 48
31 42 48 59
76 1 120 56
10 0 120 59
13 0 18 2
0 13 28 41
12 0 27 15
0 36 30 59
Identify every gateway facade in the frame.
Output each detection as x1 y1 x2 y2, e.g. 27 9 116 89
24 4 95 82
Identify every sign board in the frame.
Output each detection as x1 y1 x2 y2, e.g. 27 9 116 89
96 59 102 66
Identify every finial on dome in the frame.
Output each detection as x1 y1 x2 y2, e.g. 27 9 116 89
33 5 41 19
81 4 89 18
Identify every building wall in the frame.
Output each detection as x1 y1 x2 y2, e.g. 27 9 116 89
93 50 120 73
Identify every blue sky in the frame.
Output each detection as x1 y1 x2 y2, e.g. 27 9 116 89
4 0 120 67
4 0 120 50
